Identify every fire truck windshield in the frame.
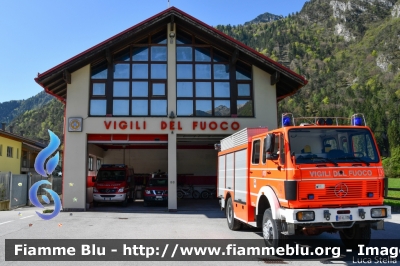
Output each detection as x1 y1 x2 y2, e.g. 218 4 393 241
288 128 379 165
97 170 126 182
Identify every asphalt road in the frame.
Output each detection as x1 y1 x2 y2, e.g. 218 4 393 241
1 200 400 266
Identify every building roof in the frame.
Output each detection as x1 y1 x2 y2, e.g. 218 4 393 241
35 7 307 102
22 142 43 152
0 130 46 150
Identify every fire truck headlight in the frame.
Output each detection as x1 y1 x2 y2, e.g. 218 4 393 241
118 188 124 192
296 211 315 221
93 187 98 193
145 190 151 195
371 208 387 218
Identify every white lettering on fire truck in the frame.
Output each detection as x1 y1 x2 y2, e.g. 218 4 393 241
310 170 373 177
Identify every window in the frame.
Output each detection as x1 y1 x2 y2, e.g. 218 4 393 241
279 134 285 165
97 158 102 171
22 151 28 167
89 29 168 117
0 144 2 156
7 147 13 158
351 134 377 161
252 140 260 164
176 29 253 117
90 60 108 116
17 148 19 159
88 156 93 171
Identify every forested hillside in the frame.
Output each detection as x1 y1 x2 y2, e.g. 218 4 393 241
0 91 53 124
217 0 400 165
8 98 64 142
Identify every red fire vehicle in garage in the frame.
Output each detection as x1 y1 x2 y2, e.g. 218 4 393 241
93 164 135 207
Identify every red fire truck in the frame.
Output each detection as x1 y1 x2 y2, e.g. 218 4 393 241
93 164 135 207
217 114 391 248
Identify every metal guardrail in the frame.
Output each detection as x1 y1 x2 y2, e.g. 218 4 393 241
385 188 400 200
0 172 11 201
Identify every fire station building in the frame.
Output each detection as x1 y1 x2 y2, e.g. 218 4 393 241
35 7 306 211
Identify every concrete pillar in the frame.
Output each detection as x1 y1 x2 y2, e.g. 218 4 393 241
167 22 177 211
63 65 90 211
168 133 177 211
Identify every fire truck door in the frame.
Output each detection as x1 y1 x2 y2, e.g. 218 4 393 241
265 133 286 200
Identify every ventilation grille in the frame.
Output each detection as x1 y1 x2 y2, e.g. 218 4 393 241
299 180 381 201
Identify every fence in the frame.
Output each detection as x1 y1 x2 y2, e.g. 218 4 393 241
0 172 62 209
385 188 400 201
0 172 11 201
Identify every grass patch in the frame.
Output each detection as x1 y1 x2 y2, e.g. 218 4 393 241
384 178 400 207
42 209 54 213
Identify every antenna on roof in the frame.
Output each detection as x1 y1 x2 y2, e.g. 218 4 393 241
168 0 170 8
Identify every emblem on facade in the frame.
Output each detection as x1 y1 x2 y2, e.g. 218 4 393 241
334 183 348 198
68 117 83 132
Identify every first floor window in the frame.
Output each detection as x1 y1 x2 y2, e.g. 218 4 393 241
97 158 102 171
88 156 93 171
7 147 13 158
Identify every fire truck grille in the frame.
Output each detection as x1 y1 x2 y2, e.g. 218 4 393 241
299 180 381 201
99 189 117 193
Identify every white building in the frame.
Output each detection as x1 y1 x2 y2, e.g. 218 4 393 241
35 7 307 211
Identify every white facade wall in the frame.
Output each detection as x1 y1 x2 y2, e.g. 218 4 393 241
62 23 278 211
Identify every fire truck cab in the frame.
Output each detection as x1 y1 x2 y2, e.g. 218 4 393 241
93 164 135 207
217 114 391 248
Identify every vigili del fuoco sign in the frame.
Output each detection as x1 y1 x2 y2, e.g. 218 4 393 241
103 120 240 131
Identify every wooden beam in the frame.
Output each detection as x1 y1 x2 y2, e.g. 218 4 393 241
170 15 174 31
271 71 280 86
63 70 71 84
53 84 67 94
56 88 67 96
231 49 239 65
106 48 112 64
47 79 65 90
225 49 239 72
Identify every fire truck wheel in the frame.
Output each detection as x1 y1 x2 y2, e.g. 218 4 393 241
262 208 286 248
339 224 371 249
93 201 98 207
226 197 241 230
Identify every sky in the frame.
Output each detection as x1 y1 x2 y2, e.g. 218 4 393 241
0 0 308 102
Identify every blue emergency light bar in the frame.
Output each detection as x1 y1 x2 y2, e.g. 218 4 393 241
282 113 367 127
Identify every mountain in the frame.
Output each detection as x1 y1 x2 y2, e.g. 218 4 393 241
3 0 400 172
216 0 400 155
244 12 283 25
0 91 53 124
8 98 64 142
214 105 231 116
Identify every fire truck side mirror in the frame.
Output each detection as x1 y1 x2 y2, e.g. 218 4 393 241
265 133 275 153
265 133 278 160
